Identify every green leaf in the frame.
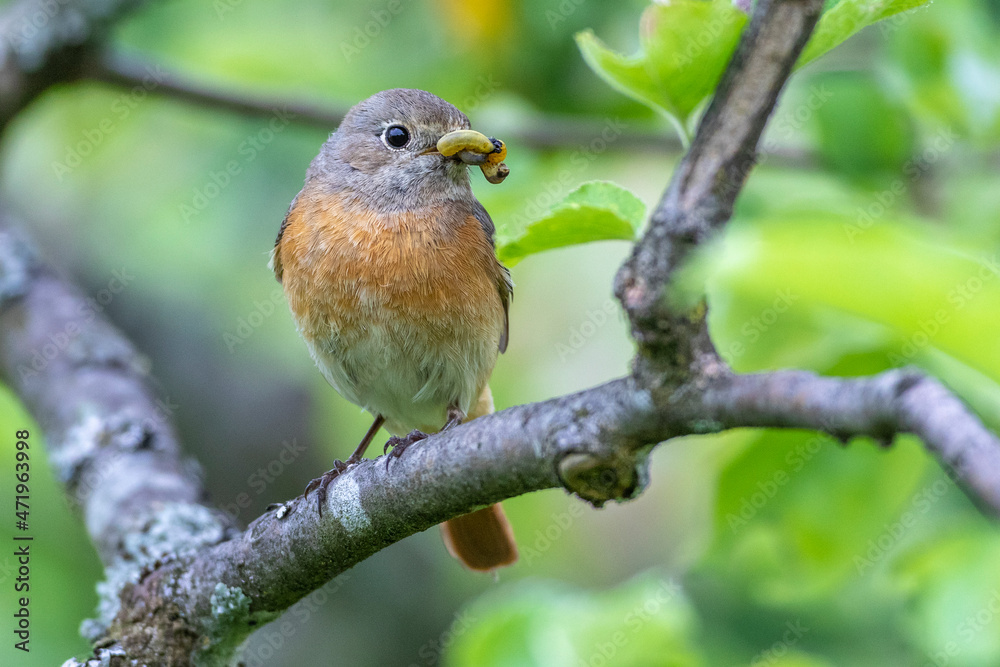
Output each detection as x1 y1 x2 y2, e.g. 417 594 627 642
575 1 748 133
497 181 646 266
706 428 930 603
689 216 1000 383
894 529 1000 666
444 573 704 667
575 0 934 140
810 72 916 179
797 0 932 68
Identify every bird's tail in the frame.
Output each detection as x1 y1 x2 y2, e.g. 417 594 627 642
441 504 517 572
440 385 518 572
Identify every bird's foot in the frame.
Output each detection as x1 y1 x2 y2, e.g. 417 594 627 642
383 430 429 469
303 458 354 517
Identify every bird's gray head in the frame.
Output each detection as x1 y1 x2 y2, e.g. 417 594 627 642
309 88 492 211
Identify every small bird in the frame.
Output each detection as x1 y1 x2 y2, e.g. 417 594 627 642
270 88 516 571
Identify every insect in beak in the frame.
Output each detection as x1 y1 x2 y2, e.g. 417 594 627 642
433 129 510 184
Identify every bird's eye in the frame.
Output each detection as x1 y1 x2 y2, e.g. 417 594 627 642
383 125 410 149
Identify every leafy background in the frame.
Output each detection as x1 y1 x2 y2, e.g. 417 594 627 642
3 0 1000 665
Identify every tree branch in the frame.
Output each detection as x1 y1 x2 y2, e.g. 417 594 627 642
0 218 239 656
116 377 681 663
701 369 1000 513
85 53 688 154
0 214 689 664
87 53 351 134
616 0 824 382
0 0 146 134
80 53 824 160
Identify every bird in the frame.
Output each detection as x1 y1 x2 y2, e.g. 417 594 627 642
269 88 517 571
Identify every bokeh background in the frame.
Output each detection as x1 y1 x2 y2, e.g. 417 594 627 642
3 0 1000 665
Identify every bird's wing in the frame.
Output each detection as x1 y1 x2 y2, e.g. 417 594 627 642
472 200 513 353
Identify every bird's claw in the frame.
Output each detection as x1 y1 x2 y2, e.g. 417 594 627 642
303 459 352 517
383 430 429 469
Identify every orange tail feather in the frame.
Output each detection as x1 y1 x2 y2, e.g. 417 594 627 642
440 385 517 571
441 504 517 572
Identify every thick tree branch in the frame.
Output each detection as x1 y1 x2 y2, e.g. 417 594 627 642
0 0 146 134
0 219 239 659
119 377 680 661
616 0 824 382
0 214 689 664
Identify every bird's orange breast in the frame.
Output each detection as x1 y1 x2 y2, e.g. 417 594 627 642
276 185 505 345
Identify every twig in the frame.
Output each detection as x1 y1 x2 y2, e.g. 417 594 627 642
89 53 350 133
0 0 146 133
701 370 1000 513
85 53 821 161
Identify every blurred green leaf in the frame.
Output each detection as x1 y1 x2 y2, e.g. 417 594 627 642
444 573 704 667
885 0 1000 143
575 1 747 134
497 181 646 265
810 72 916 179
575 0 932 138
706 429 929 603
764 655 836 667
678 215 1000 387
713 217 1000 382
894 528 1000 667
797 0 931 67
681 212 1000 606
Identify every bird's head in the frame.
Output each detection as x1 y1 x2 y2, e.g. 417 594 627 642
313 88 508 210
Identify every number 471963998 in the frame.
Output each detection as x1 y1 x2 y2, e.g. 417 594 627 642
15 430 29 531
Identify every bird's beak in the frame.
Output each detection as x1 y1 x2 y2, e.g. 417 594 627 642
432 129 510 184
